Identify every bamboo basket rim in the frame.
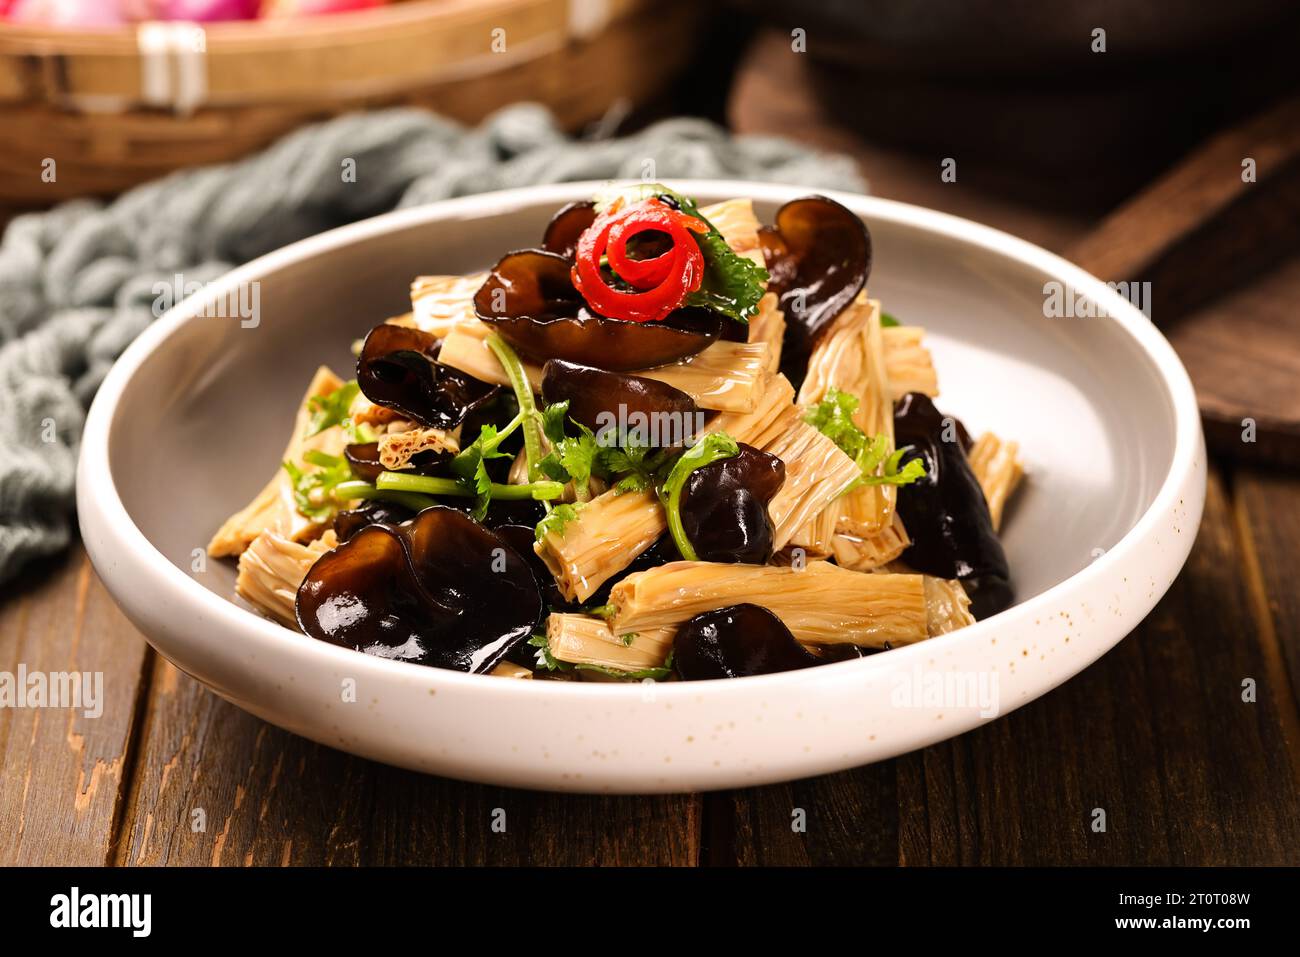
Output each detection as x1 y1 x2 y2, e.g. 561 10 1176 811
0 0 652 112
0 0 598 53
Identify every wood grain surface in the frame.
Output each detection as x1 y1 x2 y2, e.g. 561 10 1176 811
730 29 1300 466
3 464 1297 865
2 29 1298 865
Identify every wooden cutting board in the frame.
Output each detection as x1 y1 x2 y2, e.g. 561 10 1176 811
730 30 1300 467
1065 95 1300 467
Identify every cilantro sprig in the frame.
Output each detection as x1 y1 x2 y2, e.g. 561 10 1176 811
803 388 926 491
535 401 600 500
534 503 584 543
306 381 358 437
448 416 521 519
305 379 377 444
595 440 668 494
484 333 547 483
283 451 354 521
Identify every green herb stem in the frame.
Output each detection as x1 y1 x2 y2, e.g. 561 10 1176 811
484 333 545 483
376 471 563 502
331 480 440 513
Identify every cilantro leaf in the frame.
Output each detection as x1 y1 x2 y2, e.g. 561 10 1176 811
306 380 360 437
534 502 584 543
859 447 929 488
283 451 354 521
557 428 598 497
449 420 519 520
541 401 570 445
803 388 867 460
880 311 901 328
803 388 927 490
527 634 571 672
574 659 673 681
613 473 651 494
535 401 600 497
595 439 665 495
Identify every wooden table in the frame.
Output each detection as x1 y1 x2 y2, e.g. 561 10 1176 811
3 57 1300 870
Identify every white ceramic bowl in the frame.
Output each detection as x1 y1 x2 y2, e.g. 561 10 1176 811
77 181 1206 793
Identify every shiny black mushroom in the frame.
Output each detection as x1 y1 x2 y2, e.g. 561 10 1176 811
343 441 451 484
540 358 700 447
758 196 871 383
492 523 566 615
678 443 785 564
332 501 417 542
356 323 498 431
674 604 823 680
296 506 541 673
893 392 1013 619
541 201 597 259
473 249 722 370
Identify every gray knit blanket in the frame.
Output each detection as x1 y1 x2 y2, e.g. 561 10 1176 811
0 104 863 585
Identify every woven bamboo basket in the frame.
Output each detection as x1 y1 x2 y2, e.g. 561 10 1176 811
0 0 702 203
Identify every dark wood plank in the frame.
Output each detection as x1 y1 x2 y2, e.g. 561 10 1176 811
1067 94 1300 326
732 29 1300 467
723 470 1300 865
115 658 701 866
0 546 152 865
727 28 1089 255
1232 468 1300 705
1174 254 1300 469
729 762 897 866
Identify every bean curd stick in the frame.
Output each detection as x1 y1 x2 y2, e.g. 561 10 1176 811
377 426 459 470
645 341 771 413
923 576 976 635
748 292 785 372
349 391 406 429
407 272 488 336
235 530 337 627
535 489 666 603
967 432 1024 531
708 372 800 448
700 198 761 254
799 295 897 536
437 320 771 413
209 366 350 558
787 502 838 558
545 614 675 671
881 325 939 399
830 511 911 571
534 375 802 602
609 561 928 648
488 661 534 679
764 420 862 551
